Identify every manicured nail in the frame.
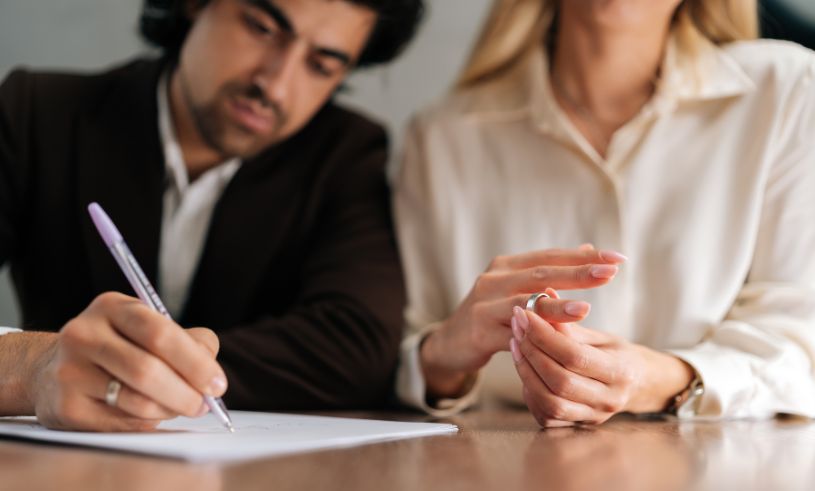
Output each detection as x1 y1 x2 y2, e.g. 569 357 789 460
599 250 628 263
590 264 618 279
564 301 590 317
209 376 227 395
511 316 524 341
513 306 529 330
196 401 210 417
510 338 523 364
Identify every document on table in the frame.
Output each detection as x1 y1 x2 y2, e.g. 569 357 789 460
0 411 458 462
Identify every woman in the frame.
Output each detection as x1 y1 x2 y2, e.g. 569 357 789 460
393 0 815 426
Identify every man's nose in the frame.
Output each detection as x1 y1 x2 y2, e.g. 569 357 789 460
255 43 302 108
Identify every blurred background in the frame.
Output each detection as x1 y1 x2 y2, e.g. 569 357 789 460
0 0 813 326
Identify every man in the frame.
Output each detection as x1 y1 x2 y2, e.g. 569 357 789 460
0 0 423 431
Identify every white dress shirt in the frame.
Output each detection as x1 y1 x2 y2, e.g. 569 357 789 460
0 72 241 334
156 73 241 317
393 37 815 419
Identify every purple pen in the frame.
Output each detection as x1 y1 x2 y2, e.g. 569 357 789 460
88 202 235 433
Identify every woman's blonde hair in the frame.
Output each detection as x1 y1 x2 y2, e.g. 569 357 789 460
456 0 758 88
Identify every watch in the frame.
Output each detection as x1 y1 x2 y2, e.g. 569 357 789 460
665 371 705 417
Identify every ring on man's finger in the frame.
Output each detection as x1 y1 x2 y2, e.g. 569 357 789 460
526 292 551 311
105 379 122 407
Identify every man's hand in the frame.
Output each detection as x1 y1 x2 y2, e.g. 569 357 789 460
7 292 227 431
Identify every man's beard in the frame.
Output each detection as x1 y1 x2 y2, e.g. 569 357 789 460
180 73 287 160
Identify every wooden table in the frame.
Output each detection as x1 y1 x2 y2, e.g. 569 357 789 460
1 409 814 491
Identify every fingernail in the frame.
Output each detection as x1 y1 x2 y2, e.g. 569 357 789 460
545 287 560 300
209 376 227 395
590 264 618 279
511 316 524 341
510 338 523 364
564 301 590 317
513 306 529 330
599 250 628 263
196 401 209 417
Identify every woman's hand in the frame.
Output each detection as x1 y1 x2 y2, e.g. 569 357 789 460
509 304 694 427
420 247 627 399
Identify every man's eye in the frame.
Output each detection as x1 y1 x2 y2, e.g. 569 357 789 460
242 13 273 36
308 59 333 78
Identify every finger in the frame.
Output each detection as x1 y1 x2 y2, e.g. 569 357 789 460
88 401 165 432
578 243 595 251
82 328 207 417
187 328 220 357
522 311 617 384
112 384 186 421
523 387 579 428
499 248 627 270
484 295 591 324
100 297 228 398
511 339 599 424
69 360 180 420
489 264 620 295
42 392 162 433
517 334 623 413
550 322 616 346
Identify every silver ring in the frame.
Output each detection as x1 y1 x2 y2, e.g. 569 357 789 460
105 379 122 407
525 292 551 311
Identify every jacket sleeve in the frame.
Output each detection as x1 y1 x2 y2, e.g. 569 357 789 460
0 70 30 269
392 117 482 416
669 59 815 419
216 126 407 410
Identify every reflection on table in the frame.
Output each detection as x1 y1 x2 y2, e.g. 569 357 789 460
1 409 813 491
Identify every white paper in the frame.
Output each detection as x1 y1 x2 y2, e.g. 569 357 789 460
0 411 457 462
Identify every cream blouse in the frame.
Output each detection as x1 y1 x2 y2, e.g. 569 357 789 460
392 37 815 419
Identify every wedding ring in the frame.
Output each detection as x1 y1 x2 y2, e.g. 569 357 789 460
105 379 122 407
525 292 551 311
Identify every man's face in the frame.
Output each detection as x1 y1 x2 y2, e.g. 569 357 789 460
175 0 376 159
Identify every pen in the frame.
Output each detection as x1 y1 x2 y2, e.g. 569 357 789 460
88 202 235 433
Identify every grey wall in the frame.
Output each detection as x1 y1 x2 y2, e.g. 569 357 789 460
0 0 493 325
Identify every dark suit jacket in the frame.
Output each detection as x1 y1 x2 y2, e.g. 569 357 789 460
0 58 406 410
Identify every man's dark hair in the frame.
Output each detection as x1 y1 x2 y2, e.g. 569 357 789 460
140 0 425 68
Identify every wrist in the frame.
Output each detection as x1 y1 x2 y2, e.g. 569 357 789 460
0 332 58 415
628 348 695 414
420 328 474 400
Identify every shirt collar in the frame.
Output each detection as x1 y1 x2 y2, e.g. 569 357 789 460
157 72 241 194
462 32 757 133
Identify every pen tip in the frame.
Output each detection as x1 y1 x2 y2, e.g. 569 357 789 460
228 424 236 433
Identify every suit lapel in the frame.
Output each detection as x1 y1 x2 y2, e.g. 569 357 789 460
180 139 308 328
77 59 166 297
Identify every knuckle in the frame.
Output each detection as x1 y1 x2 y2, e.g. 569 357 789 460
472 274 494 296
563 350 590 372
59 320 88 349
134 398 162 419
488 256 506 271
130 358 161 389
531 266 550 282
601 394 626 414
143 324 172 352
542 399 568 421
548 374 575 399
92 291 123 312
